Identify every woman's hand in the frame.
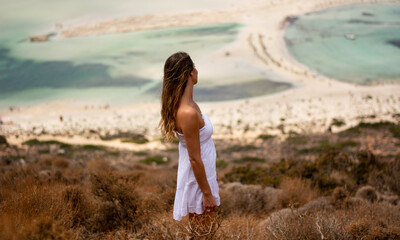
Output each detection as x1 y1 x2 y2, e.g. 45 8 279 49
203 193 217 213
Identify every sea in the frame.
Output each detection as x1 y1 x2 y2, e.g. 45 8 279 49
285 2 400 85
1 1 398 110
0 0 292 110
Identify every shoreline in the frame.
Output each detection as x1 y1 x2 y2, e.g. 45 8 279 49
2 0 400 149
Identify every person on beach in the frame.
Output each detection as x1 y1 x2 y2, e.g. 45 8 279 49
159 52 220 234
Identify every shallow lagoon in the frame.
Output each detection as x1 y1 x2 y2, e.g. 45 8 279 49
0 0 290 109
285 3 400 84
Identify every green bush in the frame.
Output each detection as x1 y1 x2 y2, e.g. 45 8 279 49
331 118 346 127
223 144 258 152
81 144 106 151
121 138 149 144
22 139 72 148
140 156 169 165
341 121 400 138
257 134 276 140
233 156 265 163
216 160 228 168
223 149 382 193
285 135 308 145
298 140 358 155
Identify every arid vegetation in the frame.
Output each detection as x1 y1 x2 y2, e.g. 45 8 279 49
1 120 400 239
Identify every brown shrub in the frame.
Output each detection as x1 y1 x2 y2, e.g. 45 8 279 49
330 186 350 208
37 154 53 167
347 210 400 240
62 185 93 228
16 215 76 240
264 208 327 240
264 201 400 240
0 165 38 201
136 187 175 229
332 187 349 202
278 177 319 208
62 165 86 185
220 182 279 216
139 211 222 240
1 180 73 222
139 211 185 239
89 168 139 232
355 186 377 203
215 215 265 239
52 156 69 169
86 158 112 171
102 229 138 240
91 201 122 233
130 166 177 227
0 175 77 240
330 170 355 188
385 156 400 195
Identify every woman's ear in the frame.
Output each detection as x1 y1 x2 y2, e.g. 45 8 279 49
188 70 194 82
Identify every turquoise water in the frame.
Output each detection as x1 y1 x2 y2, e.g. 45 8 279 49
0 23 243 93
0 0 290 109
285 3 400 84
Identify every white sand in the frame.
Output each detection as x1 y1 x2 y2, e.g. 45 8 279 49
1 0 400 150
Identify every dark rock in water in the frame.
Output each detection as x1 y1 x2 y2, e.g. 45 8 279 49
362 12 375 17
29 32 57 42
0 135 8 145
30 35 49 42
387 39 400 49
348 19 382 25
286 16 299 24
285 38 294 47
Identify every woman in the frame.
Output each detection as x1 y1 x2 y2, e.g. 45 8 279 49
159 52 220 225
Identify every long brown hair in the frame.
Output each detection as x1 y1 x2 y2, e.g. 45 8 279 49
159 52 194 142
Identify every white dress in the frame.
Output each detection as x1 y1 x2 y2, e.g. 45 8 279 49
173 112 220 221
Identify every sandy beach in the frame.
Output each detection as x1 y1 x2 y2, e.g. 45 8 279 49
1 0 400 150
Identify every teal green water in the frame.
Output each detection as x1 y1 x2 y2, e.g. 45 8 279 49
0 0 290 109
0 23 242 93
285 3 400 84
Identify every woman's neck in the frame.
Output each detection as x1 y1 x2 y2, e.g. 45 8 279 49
181 80 194 105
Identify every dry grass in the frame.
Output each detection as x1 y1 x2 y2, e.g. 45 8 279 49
264 201 400 240
277 177 319 208
1 122 400 239
220 182 279 216
0 156 399 240
0 166 79 239
385 156 400 195
215 215 266 239
139 211 223 239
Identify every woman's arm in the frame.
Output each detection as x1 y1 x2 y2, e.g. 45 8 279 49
178 109 217 212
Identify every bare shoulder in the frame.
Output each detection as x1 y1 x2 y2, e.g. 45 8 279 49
176 106 198 123
176 106 200 133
